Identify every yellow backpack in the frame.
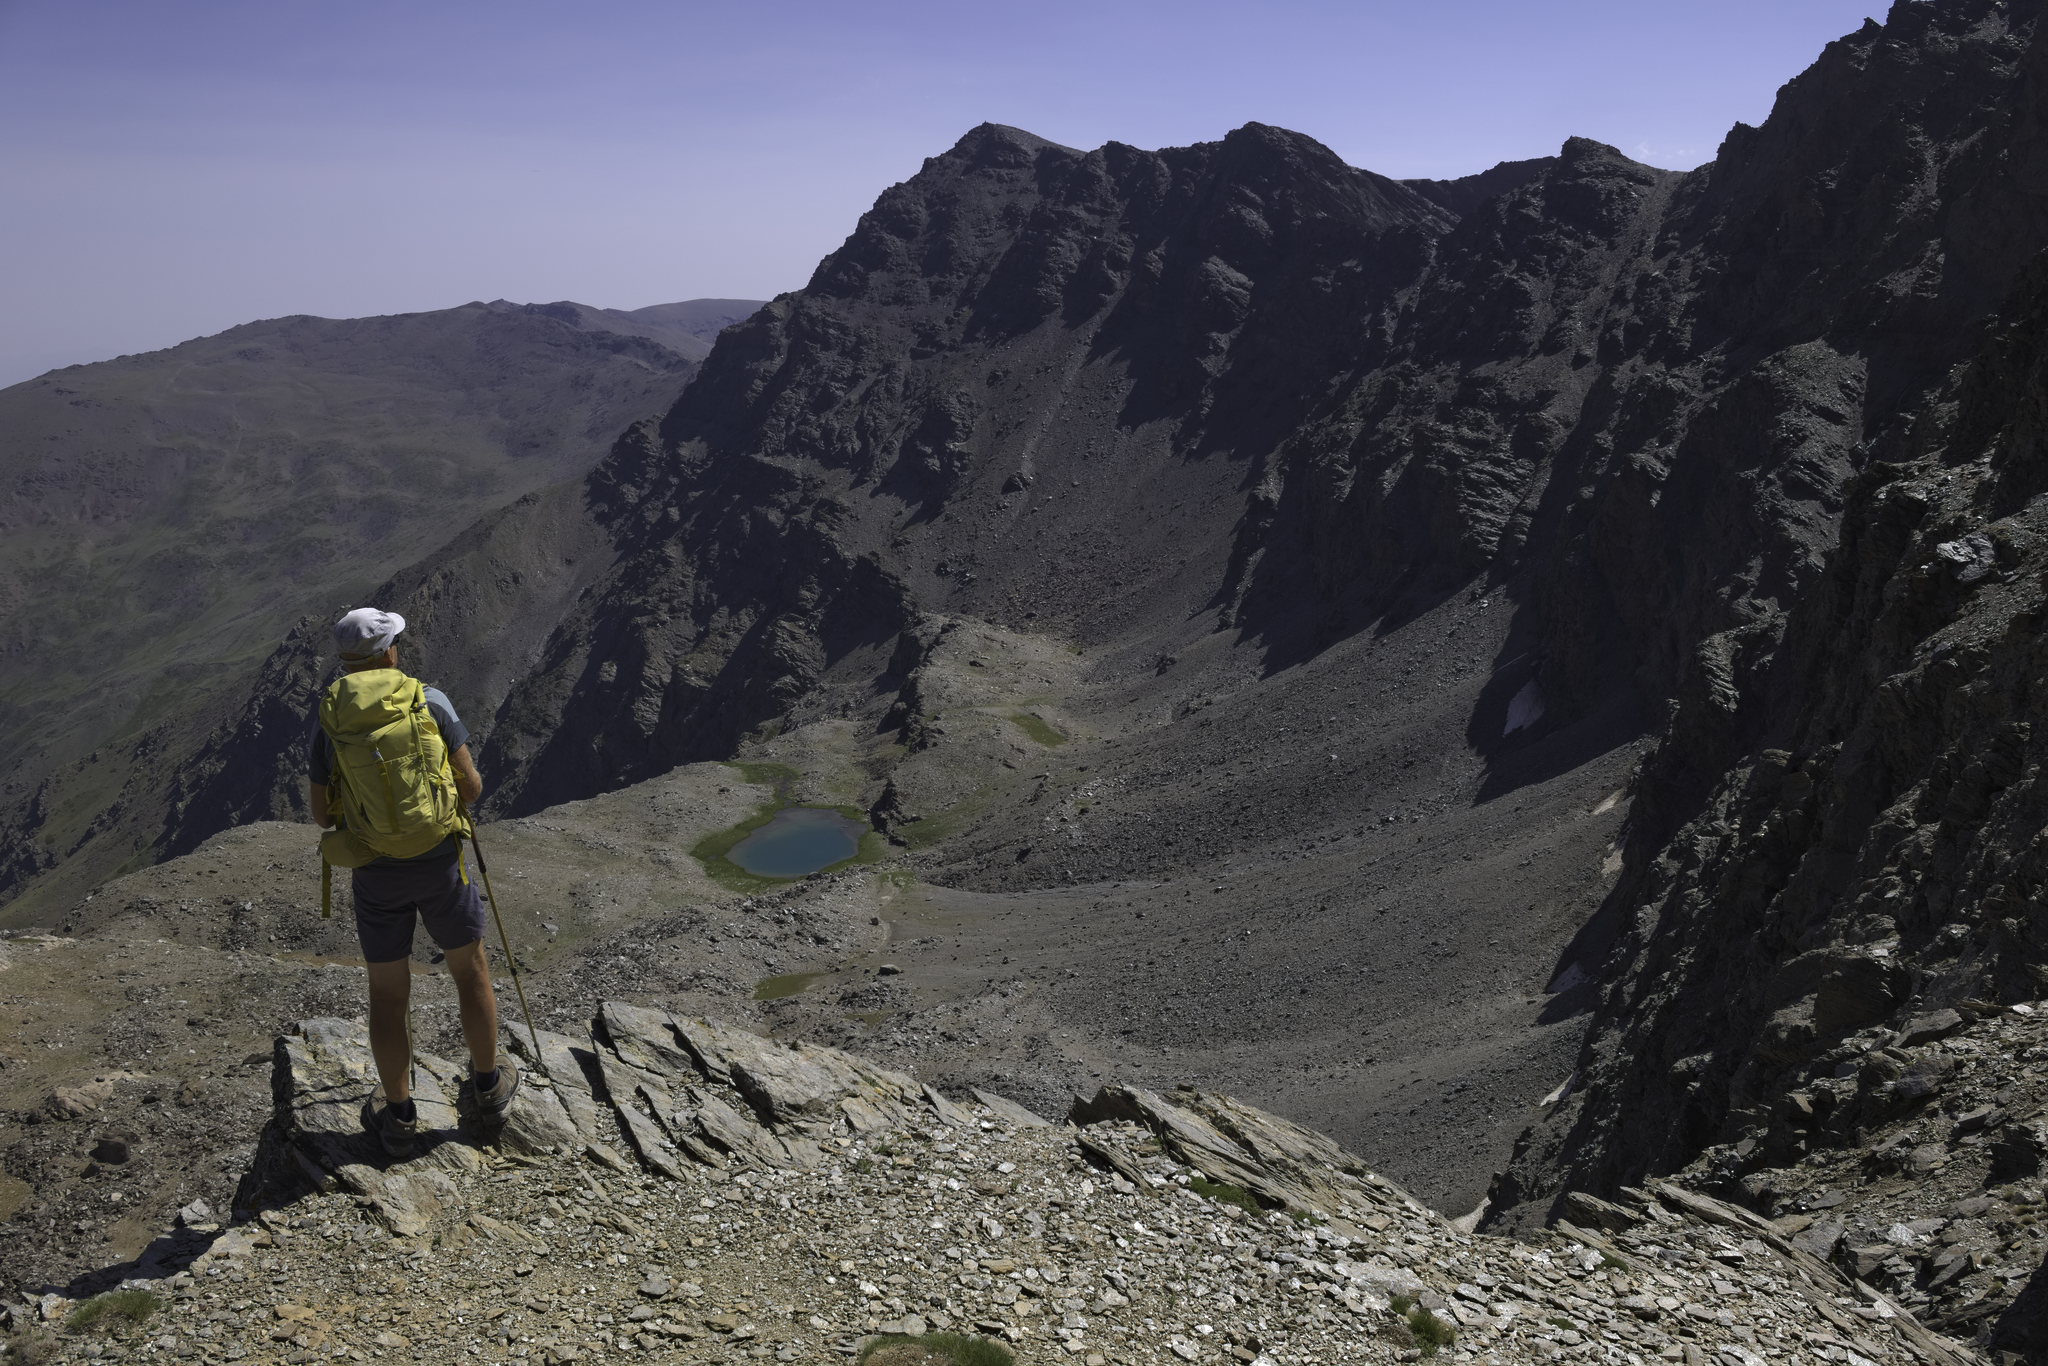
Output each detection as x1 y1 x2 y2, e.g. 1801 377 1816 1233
317 671 470 903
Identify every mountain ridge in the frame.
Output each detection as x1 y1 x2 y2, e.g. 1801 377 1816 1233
0 297 761 913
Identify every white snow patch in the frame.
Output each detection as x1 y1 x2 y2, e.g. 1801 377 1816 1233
1547 960 1588 993
1504 679 1545 735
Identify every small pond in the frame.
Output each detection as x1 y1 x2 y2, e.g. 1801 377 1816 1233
728 806 866 878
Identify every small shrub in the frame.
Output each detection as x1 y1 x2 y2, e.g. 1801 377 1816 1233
1546 1316 1578 1333
1598 1252 1626 1270
857 1331 1014 1366
7 1327 58 1366
1407 1307 1456 1357
1387 1293 1414 1315
853 1157 875 1174
65 1290 160 1332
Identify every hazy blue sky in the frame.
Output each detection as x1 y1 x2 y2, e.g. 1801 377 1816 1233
1 0 1881 388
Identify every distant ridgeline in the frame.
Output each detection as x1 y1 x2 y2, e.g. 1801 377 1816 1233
6 0 2048 1259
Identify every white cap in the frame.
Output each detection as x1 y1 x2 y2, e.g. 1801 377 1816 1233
332 607 405 661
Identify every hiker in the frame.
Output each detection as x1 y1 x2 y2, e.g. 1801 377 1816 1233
308 607 519 1156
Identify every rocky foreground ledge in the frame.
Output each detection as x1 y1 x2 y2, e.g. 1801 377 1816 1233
4 1007 1990 1366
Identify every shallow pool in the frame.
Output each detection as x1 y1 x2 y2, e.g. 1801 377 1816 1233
728 806 865 877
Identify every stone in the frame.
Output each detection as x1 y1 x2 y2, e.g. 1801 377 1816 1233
922 1083 975 1129
50 1079 116 1117
599 1001 699 1080
1562 1190 1642 1232
176 1198 213 1227
328 1163 458 1238
584 1141 632 1173
1990 1122 2048 1181
92 1136 130 1164
1069 1083 1365 1212
1954 1104 2000 1134
1933 534 1996 583
973 1089 1053 1128
612 1099 690 1182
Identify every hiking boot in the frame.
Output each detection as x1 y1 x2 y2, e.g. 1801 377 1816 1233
372 1085 418 1159
473 1053 521 1124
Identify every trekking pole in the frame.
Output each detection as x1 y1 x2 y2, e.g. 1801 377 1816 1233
464 813 548 1081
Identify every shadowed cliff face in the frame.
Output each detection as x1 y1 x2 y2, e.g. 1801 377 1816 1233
1491 248 2048 1236
12 0 2048 1286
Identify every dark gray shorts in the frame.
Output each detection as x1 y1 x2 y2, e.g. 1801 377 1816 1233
351 841 487 963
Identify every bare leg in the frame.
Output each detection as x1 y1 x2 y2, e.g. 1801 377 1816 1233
365 959 414 1103
443 939 500 1074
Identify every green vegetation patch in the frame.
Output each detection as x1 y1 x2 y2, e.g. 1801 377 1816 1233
730 760 801 790
1407 1307 1456 1357
857 1331 1014 1366
753 970 834 1001
1002 711 1066 747
66 1290 160 1332
897 784 998 851
1187 1175 1266 1215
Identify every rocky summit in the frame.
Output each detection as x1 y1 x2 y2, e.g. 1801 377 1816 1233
0 1004 1995 1366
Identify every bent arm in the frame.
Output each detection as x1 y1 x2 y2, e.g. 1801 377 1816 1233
451 744 482 806
310 782 332 829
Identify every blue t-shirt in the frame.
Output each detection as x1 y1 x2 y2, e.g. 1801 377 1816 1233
309 680 470 864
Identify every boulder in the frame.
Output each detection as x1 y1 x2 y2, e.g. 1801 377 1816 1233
972 1089 1052 1128
1562 1190 1642 1232
1894 1010 1966 1048
1069 1083 1389 1217
1990 1121 2048 1181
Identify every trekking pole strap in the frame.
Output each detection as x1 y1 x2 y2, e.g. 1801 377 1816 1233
321 858 333 919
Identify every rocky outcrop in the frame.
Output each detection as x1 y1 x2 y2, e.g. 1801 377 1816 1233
262 1002 1438 1236
260 1003 1012 1224
22 1006 1993 1366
